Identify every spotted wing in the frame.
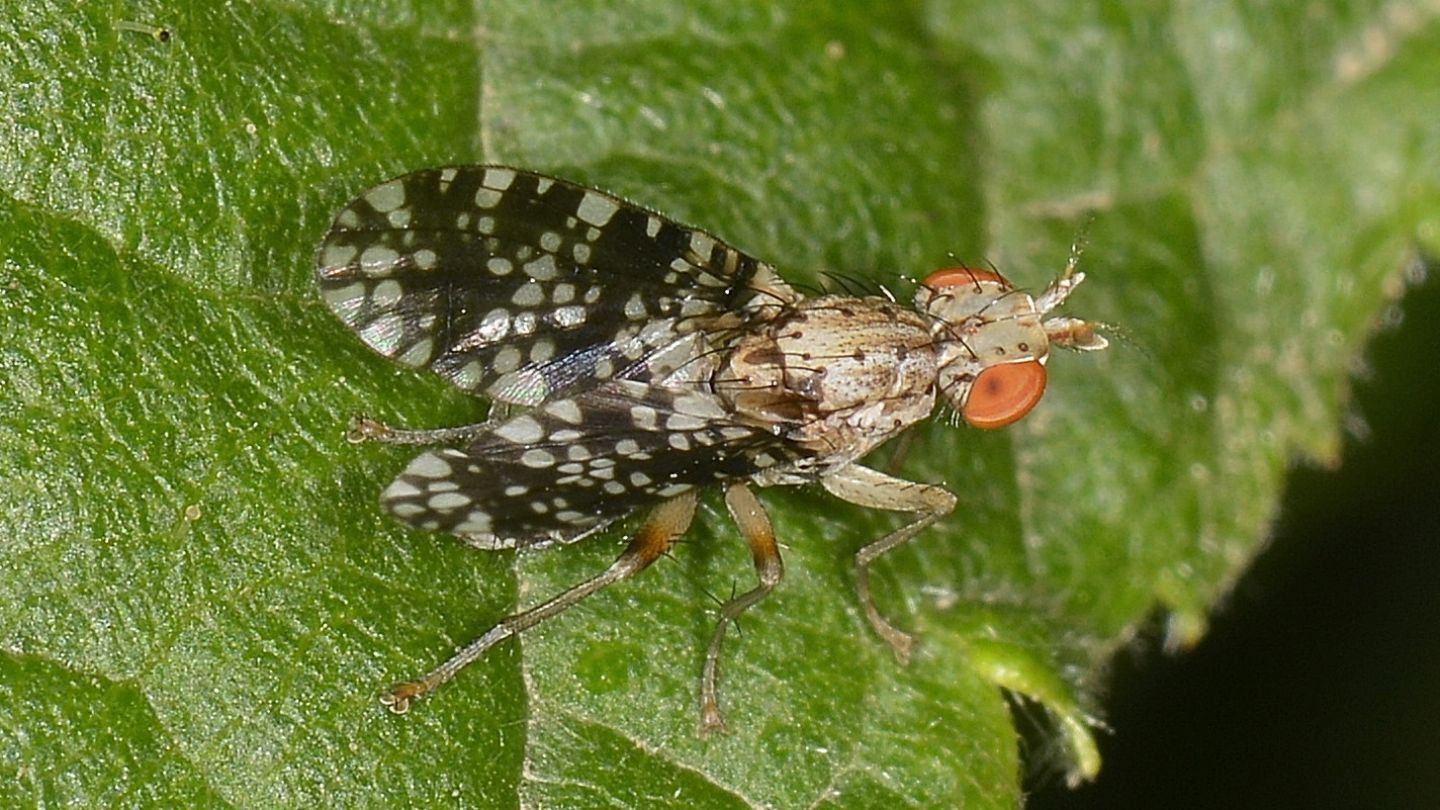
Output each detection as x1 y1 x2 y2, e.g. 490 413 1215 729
379 380 805 549
316 166 778 407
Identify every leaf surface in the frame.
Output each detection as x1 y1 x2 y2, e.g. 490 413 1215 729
1 1 1436 806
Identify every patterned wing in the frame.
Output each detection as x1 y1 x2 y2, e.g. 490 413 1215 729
379 380 807 549
316 166 782 407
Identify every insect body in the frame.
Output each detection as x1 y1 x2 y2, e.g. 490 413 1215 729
316 166 1107 727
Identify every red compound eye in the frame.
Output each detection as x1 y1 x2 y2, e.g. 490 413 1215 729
922 266 1009 289
961 360 1047 429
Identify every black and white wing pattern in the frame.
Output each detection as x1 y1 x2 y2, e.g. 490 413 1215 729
378 380 809 549
315 166 783 407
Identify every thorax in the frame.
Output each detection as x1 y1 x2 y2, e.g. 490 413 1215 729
714 295 939 464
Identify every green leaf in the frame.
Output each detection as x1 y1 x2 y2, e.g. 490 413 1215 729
2 1 1435 807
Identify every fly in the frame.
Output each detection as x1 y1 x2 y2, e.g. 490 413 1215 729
314 166 1108 728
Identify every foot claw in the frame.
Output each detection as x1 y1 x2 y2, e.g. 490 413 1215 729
347 414 391 444
887 630 915 665
863 604 916 664
379 681 425 714
699 700 726 734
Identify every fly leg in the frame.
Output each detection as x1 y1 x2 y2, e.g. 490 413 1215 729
699 482 783 732
346 410 511 446
821 464 957 664
381 491 698 713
